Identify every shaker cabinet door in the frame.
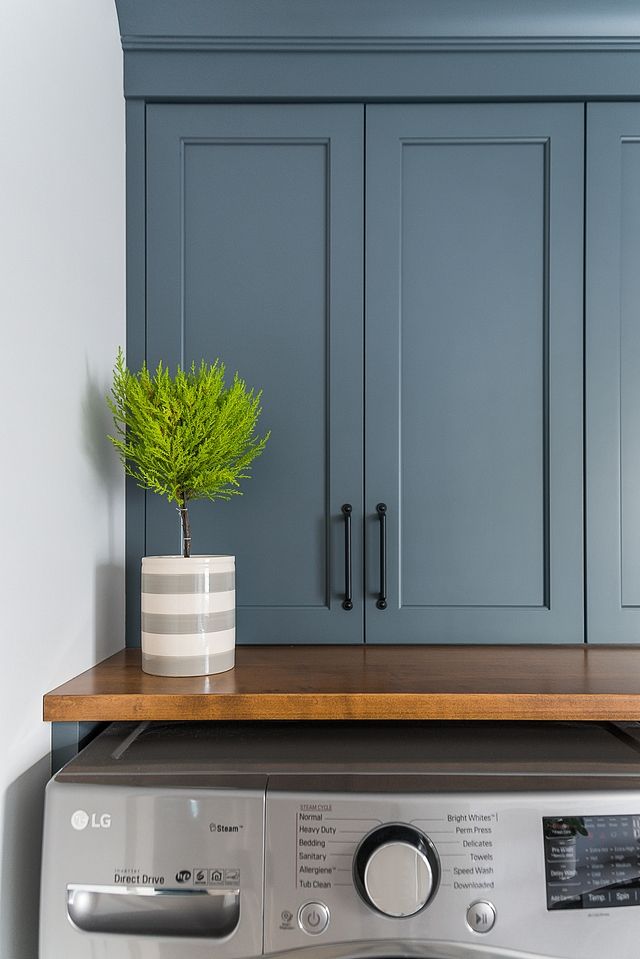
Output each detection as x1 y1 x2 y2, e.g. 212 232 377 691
587 104 640 643
146 104 364 643
365 104 584 643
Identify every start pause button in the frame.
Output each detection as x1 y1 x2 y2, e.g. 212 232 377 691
466 900 496 934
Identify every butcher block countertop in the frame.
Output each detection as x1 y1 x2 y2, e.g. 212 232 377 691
43 644 640 722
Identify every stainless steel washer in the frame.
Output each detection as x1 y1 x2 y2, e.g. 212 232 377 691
39 721 640 958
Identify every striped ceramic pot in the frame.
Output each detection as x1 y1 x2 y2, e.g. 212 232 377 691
140 555 235 676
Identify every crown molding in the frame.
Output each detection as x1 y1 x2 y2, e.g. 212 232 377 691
115 0 640 55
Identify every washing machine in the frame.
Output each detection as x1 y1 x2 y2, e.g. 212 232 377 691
40 720 640 957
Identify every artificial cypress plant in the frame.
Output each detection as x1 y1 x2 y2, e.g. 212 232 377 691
107 349 269 557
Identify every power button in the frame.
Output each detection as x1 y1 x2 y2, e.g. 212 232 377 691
298 901 330 935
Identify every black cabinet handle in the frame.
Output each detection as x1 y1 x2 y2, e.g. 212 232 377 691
376 503 387 610
341 504 353 611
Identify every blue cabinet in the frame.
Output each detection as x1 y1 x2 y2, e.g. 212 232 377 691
587 104 640 643
365 104 584 643
146 104 364 644
144 101 585 644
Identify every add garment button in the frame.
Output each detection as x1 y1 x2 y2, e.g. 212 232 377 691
466 901 496 934
298 902 330 936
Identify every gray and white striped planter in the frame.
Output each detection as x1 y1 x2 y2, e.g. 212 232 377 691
141 555 235 676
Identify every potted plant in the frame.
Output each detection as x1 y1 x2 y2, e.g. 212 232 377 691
107 349 269 677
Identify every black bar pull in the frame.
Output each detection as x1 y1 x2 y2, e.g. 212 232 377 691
341 504 353 611
376 503 387 610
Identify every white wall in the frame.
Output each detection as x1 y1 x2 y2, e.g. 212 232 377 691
0 1 125 955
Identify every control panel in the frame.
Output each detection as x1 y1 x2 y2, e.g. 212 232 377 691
264 791 640 959
265 794 502 948
544 814 640 909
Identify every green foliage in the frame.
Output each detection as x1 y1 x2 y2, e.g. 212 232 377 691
107 349 270 509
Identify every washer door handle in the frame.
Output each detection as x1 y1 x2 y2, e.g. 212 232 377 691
67 884 240 938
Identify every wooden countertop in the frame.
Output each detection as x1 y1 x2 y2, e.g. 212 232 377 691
43 645 640 722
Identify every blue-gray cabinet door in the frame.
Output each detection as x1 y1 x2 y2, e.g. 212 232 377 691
365 104 584 644
146 104 364 644
586 104 640 643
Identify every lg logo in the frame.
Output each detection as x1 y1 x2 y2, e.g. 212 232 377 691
71 809 112 831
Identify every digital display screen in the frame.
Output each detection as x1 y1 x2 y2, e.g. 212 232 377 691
544 815 640 910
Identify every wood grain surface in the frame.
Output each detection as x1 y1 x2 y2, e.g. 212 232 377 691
42 645 640 722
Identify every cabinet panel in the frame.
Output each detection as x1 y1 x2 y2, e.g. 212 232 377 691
366 104 584 643
587 104 640 642
146 105 363 643
400 140 545 607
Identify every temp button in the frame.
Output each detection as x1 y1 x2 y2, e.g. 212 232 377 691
466 900 496 934
298 902 330 935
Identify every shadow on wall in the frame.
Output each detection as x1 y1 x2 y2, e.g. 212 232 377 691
82 358 122 558
95 562 125 662
84 361 126 662
0 754 51 959
82 360 120 479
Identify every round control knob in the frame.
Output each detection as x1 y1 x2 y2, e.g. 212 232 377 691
353 824 440 918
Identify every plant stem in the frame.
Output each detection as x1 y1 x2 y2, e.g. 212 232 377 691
179 493 192 558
